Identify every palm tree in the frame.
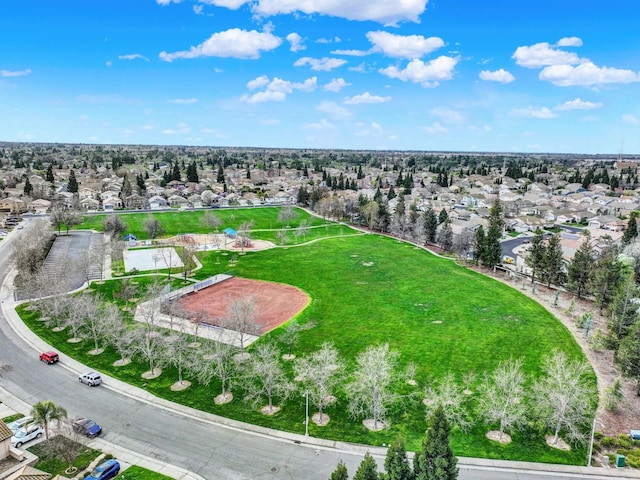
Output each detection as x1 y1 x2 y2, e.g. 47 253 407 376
31 400 68 439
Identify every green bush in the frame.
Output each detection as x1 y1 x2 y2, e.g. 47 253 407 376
2 413 25 423
600 436 619 448
618 434 633 449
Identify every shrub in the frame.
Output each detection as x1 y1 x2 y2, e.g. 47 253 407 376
618 434 633 449
600 436 619 448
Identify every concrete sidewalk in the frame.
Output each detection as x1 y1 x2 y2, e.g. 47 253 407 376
3 266 640 479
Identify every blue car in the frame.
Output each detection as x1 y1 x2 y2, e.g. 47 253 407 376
72 418 102 438
84 459 120 480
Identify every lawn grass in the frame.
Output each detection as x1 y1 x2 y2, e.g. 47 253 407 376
77 207 329 241
28 436 101 478
2 413 24 423
19 229 595 465
116 465 175 479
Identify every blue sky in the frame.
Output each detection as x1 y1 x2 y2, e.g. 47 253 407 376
1 0 639 154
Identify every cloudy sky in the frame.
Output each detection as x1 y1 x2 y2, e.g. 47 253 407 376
1 0 639 153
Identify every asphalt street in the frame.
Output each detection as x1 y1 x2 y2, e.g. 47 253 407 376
1 219 639 480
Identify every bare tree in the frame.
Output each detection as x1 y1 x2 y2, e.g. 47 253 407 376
345 343 400 430
164 327 193 387
237 220 254 254
294 219 311 243
40 419 87 476
110 239 125 274
533 350 593 446
102 215 127 238
144 214 164 239
200 211 222 233
453 230 475 264
90 240 107 283
279 322 300 359
278 206 298 228
360 201 379 232
134 325 166 377
193 338 237 403
181 241 198 282
477 358 527 441
241 342 295 414
423 372 470 431
224 296 259 350
37 292 71 331
61 295 95 341
294 342 344 425
81 295 112 354
276 229 289 245
160 245 178 278
102 306 140 366
74 250 96 287
114 278 139 312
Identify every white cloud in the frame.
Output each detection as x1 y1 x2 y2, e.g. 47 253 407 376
324 77 351 92
331 49 371 57
247 75 270 90
316 37 341 44
159 28 282 61
539 62 640 86
425 122 447 134
286 32 306 52
557 36 583 47
555 98 602 111
199 0 249 8
303 118 336 130
294 57 347 71
169 98 198 104
344 92 391 104
623 114 639 125
118 54 149 62
241 76 317 103
242 91 287 103
512 42 582 68
105 61 113 67
479 68 515 84
354 121 384 136
379 56 458 87
429 106 465 124
213 67 224 73
193 4 204 14
141 125 155 131
252 0 428 25
316 100 351 120
509 106 558 119
162 123 191 135
0 69 32 77
261 118 280 125
366 31 444 59
157 0 180 4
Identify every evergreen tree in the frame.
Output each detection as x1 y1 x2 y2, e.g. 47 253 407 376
414 406 458 480
590 245 627 314
566 231 595 299
23 177 33 196
121 173 132 198
388 185 396 200
526 229 546 283
396 194 406 217
329 460 349 480
438 209 448 225
438 221 453 252
483 199 504 268
46 164 54 183
541 233 566 287
187 161 199 183
216 165 225 183
374 187 382 203
607 273 639 350
354 452 379 480
474 225 486 265
623 213 639 245
423 208 438 243
67 169 78 193
172 162 181 181
383 437 414 480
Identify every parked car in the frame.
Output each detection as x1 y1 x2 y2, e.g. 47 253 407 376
79 371 102 386
72 417 102 437
7 416 34 434
39 351 59 364
84 459 120 480
631 430 640 440
11 424 44 448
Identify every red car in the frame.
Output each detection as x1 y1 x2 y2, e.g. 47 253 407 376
39 351 59 364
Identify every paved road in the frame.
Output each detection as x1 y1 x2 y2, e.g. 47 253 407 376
1 220 638 480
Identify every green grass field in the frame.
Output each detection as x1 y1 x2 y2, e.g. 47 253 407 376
32 208 597 464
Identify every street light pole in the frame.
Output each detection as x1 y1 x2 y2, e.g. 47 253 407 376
588 417 604 467
304 390 309 437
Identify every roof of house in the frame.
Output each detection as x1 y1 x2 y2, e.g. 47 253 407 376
6 465 51 480
0 419 12 441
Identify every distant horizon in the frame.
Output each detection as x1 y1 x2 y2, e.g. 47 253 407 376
1 139 638 159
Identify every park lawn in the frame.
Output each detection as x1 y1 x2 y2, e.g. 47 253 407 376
19 233 594 465
76 207 328 240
